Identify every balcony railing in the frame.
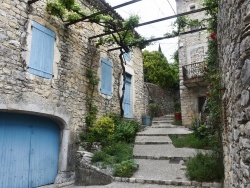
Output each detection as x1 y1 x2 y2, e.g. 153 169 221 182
182 62 207 87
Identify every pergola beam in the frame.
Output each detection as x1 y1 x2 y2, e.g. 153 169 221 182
66 0 142 26
107 27 207 52
89 7 208 40
28 0 40 5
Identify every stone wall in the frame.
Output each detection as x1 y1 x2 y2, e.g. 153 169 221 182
0 0 144 184
218 0 250 187
143 83 175 117
176 0 208 126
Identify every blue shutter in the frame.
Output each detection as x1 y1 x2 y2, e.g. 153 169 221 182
29 21 55 79
123 52 131 62
123 74 132 117
101 58 113 96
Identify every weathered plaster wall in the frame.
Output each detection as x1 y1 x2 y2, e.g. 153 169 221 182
176 0 208 126
0 0 144 183
218 0 250 187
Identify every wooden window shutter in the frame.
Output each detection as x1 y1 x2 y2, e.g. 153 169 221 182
101 58 113 96
29 21 55 79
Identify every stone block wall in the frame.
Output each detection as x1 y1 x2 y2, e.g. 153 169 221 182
176 0 208 126
0 0 144 183
143 83 175 117
218 0 250 187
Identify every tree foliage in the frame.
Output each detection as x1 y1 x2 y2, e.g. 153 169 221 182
142 50 179 88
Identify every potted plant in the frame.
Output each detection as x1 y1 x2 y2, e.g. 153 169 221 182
174 101 182 121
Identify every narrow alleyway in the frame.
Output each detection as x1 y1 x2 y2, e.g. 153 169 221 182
65 116 221 188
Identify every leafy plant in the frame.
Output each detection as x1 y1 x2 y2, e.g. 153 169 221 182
114 120 138 143
88 116 114 146
91 142 137 177
148 103 160 118
143 50 179 88
113 160 139 177
186 152 224 182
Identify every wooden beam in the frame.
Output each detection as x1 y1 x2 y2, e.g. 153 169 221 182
28 0 40 5
89 7 208 40
66 0 142 26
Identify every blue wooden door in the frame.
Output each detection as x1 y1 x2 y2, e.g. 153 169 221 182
123 74 132 117
0 113 59 188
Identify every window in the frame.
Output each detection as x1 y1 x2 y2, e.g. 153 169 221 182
198 96 206 113
190 5 196 11
123 52 131 62
101 58 113 96
29 21 55 79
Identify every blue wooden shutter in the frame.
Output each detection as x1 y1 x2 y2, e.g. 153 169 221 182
123 52 131 62
29 21 55 79
101 58 113 96
123 74 132 117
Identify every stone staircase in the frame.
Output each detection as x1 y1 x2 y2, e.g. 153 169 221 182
113 117 222 188
66 116 222 188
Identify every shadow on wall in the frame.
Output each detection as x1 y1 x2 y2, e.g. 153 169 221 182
144 82 177 117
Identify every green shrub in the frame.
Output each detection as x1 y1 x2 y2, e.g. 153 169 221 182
89 116 114 146
106 113 122 125
113 160 139 177
114 120 138 143
92 142 133 165
191 117 211 139
104 142 133 163
186 152 224 182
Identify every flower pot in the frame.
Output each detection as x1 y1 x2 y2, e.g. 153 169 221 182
174 112 182 121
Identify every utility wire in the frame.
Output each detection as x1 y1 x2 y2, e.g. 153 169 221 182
166 0 176 14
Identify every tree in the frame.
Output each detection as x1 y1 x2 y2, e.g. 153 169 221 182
142 50 179 88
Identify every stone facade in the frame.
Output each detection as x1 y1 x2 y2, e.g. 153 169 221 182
0 0 144 186
218 0 250 187
176 0 208 126
143 82 175 116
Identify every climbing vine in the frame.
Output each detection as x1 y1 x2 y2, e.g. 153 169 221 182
46 0 151 118
85 62 99 129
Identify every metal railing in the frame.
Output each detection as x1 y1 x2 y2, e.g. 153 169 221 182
182 62 206 81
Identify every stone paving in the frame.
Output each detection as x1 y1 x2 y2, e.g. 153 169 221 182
65 117 222 188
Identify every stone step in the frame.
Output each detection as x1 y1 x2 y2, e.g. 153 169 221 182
137 128 192 136
114 178 222 188
132 159 188 182
65 181 221 188
135 136 172 145
151 124 178 128
152 120 173 123
133 144 197 160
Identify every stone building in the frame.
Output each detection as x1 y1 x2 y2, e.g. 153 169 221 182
176 0 208 126
0 0 145 187
219 0 250 187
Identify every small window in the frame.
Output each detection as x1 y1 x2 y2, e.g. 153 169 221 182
190 5 196 11
29 21 55 79
123 52 131 62
101 58 113 96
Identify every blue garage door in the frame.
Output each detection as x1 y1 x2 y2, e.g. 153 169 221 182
0 113 60 188
123 74 132 118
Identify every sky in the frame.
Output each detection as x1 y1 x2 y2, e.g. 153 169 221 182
104 0 178 62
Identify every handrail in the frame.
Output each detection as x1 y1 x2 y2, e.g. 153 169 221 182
182 62 206 81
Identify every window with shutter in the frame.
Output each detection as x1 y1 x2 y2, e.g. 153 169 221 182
101 58 113 96
29 22 55 79
123 52 131 62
